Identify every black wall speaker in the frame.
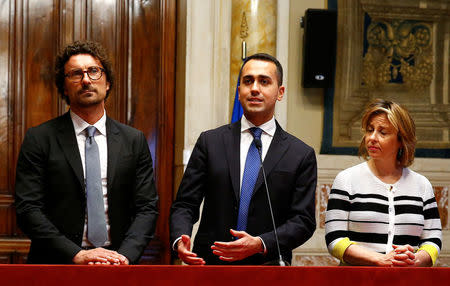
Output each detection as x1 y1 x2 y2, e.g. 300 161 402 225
302 9 337 88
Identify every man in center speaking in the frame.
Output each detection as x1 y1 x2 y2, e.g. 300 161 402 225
170 53 317 265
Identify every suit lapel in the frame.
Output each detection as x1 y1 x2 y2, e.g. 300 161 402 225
106 117 121 189
223 121 241 202
252 121 289 194
56 112 84 188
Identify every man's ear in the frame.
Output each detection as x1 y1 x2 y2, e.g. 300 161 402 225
277 86 285 101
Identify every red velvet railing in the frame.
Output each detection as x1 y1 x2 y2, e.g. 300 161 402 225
1 265 449 286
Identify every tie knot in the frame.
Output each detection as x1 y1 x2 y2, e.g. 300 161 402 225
86 126 97 138
249 127 262 139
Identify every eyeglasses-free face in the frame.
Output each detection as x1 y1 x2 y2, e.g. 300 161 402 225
365 113 401 164
238 59 284 126
64 66 105 82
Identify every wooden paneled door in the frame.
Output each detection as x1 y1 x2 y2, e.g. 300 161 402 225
0 0 175 264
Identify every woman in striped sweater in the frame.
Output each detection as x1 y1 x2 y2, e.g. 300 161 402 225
325 99 442 266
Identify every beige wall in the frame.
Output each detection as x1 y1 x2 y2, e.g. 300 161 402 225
286 0 326 152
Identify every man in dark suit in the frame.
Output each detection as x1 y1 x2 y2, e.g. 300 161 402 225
15 41 158 265
170 53 317 265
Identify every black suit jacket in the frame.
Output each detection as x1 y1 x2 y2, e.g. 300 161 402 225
170 121 316 264
15 112 158 264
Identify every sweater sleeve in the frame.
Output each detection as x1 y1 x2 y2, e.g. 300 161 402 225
418 177 442 265
325 170 355 262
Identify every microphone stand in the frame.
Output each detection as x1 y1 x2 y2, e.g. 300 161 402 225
254 138 289 266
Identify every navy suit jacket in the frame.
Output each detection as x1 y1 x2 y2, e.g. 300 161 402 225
170 121 316 264
15 112 158 264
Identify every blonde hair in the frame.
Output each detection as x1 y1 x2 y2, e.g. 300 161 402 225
358 99 416 167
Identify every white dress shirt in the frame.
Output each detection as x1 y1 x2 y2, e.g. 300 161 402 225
70 110 111 247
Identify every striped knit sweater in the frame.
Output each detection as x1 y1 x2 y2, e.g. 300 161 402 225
325 162 442 265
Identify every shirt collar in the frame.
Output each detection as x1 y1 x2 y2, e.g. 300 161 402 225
70 109 107 136
240 115 276 137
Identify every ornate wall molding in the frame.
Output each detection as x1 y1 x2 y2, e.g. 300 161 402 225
323 0 450 154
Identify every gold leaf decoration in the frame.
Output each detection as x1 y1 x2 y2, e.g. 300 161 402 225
362 19 433 90
240 11 248 40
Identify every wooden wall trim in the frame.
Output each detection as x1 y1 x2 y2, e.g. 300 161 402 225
0 239 30 253
156 0 176 265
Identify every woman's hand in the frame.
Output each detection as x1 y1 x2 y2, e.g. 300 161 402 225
389 244 416 266
344 244 419 267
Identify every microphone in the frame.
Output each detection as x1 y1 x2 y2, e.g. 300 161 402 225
254 138 289 266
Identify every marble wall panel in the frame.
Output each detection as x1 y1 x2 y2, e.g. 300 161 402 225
434 186 449 229
293 255 339 266
435 256 450 267
318 184 332 229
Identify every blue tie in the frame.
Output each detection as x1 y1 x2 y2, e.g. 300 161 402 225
85 126 108 247
236 127 263 231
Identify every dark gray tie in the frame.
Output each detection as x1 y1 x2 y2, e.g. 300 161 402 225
85 126 107 247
